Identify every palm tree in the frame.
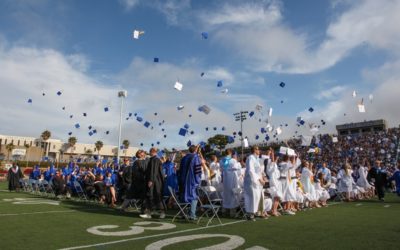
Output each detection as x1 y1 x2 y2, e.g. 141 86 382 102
24 143 30 167
41 130 51 158
68 137 77 154
122 139 130 157
6 143 15 161
95 141 104 159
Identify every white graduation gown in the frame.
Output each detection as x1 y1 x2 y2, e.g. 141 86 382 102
337 169 353 193
266 162 284 199
222 159 242 209
356 166 372 189
300 168 318 201
244 154 264 214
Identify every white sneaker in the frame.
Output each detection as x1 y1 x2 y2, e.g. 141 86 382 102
139 213 152 219
285 210 296 216
159 212 166 219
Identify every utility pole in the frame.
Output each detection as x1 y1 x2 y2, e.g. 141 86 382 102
117 90 127 165
234 111 248 159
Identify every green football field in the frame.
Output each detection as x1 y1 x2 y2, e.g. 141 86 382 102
0 182 399 250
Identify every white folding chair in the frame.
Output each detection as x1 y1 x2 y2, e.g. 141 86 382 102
197 186 222 226
233 187 246 219
168 186 191 222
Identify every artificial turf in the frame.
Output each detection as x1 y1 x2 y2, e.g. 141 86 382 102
0 181 399 250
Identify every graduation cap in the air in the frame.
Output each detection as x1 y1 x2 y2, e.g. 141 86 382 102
140 143 144 146
299 120 305 125
261 128 267 133
136 117 143 122
201 32 208 39
222 126 226 131
205 127 209 131
83 113 87 117
42 92 45 96
89 131 93 136
308 107 314 112
213 127 217 131
163 134 167 138
144 121 151 128
62 106 65 110
132 30 145 39
57 91 62 96
265 135 270 141
68 132 72 136
198 105 211 114
249 111 255 117
217 80 223 87
281 100 284 104
128 113 132 117
69 115 73 119
154 57 159 63
190 130 194 135
255 135 260 140
279 82 285 88
178 128 188 136
161 128 165 132
27 98 32 103
184 123 190 129
93 129 97 134
227 136 234 144
200 72 205 77
105 131 110 135
189 114 192 117
174 81 183 91
221 88 229 94
154 112 157 116
88 125 92 130
187 140 192 147
75 123 80 129
104 107 109 112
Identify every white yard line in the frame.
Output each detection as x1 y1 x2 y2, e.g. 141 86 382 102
59 220 247 250
383 205 391 208
0 210 76 216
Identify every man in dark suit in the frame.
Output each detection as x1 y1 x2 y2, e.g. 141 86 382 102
368 160 388 201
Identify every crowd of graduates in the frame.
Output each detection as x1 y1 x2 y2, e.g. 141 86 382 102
6 128 400 222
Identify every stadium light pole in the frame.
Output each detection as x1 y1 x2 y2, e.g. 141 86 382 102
234 110 248 159
117 90 127 164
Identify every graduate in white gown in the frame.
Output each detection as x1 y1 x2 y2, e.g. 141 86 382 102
288 156 301 212
265 148 284 216
314 172 330 206
210 155 222 188
244 146 266 221
337 163 354 201
300 161 319 207
356 160 374 197
221 149 242 217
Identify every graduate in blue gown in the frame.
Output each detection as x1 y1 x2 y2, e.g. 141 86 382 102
389 162 400 196
178 145 203 219
162 155 178 196
30 165 41 180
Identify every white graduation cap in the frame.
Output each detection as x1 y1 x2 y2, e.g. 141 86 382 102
243 138 249 148
279 146 296 156
198 105 211 114
265 123 273 132
276 127 282 135
268 107 273 117
133 30 145 39
352 90 357 98
369 94 373 102
358 98 365 113
300 135 312 146
310 126 319 135
174 81 183 91
307 148 316 153
221 88 229 94
332 136 338 143
255 104 263 111
177 105 184 110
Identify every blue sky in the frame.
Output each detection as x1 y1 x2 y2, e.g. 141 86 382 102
1 0 400 149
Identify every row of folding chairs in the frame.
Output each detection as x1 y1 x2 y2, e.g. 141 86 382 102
20 179 56 197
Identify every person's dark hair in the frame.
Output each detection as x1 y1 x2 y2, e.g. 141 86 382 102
282 154 289 162
188 145 197 153
135 150 142 158
251 146 259 154
225 149 233 156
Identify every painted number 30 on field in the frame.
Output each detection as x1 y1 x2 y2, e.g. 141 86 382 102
87 222 267 250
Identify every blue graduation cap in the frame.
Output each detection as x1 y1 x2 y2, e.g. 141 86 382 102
178 128 188 136
42 92 45 96
189 114 192 118
88 125 92 130
57 91 62 96
89 131 93 136
308 107 314 112
213 127 217 131
217 80 223 87
136 116 143 122
151 143 154 147
104 107 109 112
150 126 154 130
201 32 208 39
281 100 284 103
105 131 110 135
198 105 211 114
128 113 132 117
200 72 205 77
187 140 192 147
227 136 234 144
261 128 266 133
285 124 288 127
93 129 97 134
75 123 80 129
205 127 209 131
163 134 167 138
190 130 194 135
161 128 165 132
249 111 255 117
184 123 190 129
199 141 207 149
222 126 226 131
27 98 32 103
238 131 242 136
70 115 73 119
83 113 87 117
140 143 144 146
279 82 285 88
157 149 164 158
144 121 150 128
265 135 270 141
255 135 260 140
154 57 159 63
68 132 72 136
126 117 129 120
154 112 157 116
134 113 137 116
300 120 305 125
62 106 65 110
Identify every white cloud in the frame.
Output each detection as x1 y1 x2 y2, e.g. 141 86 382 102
119 0 140 11
315 85 347 100
197 0 400 74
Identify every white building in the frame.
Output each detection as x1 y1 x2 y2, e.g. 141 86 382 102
0 134 139 162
